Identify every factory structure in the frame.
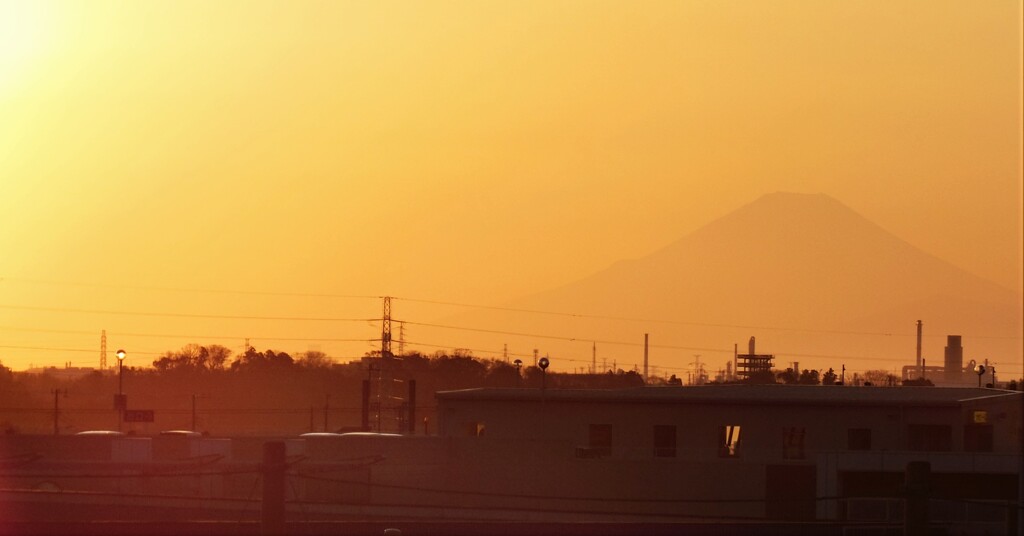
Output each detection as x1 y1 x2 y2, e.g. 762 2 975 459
900 320 999 387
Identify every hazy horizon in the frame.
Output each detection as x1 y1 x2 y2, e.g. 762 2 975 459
1 1 1021 376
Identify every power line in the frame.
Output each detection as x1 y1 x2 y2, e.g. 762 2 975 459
393 296 1022 340
5 277 1017 341
0 344 159 356
0 304 380 323
398 320 733 353
0 276 380 301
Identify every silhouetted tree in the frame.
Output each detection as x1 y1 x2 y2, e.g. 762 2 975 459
429 353 487 388
822 368 838 385
296 350 332 369
745 369 777 384
797 369 820 385
153 344 232 372
230 347 294 371
862 369 898 386
776 368 799 384
484 360 521 387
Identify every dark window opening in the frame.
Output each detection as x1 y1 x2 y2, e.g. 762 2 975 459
588 424 612 456
963 424 993 452
783 427 805 459
906 424 952 452
654 425 676 457
848 428 872 451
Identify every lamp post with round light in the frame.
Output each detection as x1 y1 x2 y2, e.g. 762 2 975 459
116 349 126 394
115 349 126 431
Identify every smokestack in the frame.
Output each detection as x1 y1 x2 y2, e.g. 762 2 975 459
944 335 963 383
643 333 649 381
916 320 923 372
749 336 756 356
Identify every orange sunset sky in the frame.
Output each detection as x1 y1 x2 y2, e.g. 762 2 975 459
0 1 1021 374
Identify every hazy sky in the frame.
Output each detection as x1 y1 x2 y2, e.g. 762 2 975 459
1 1 1021 371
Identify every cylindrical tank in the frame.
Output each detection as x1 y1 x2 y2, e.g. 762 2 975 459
944 335 963 383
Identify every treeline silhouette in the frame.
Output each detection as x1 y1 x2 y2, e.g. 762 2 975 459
0 344 644 436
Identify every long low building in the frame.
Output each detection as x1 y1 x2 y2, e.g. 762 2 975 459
0 384 1020 533
435 384 1022 529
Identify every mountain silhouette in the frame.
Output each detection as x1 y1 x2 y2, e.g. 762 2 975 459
438 192 1022 376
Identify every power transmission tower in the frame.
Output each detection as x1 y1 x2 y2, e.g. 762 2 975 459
378 296 393 432
100 330 107 370
381 296 392 357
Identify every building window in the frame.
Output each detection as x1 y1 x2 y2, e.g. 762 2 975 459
848 428 872 451
782 427 805 459
588 424 612 456
653 425 676 457
906 424 952 452
719 425 741 457
964 424 993 452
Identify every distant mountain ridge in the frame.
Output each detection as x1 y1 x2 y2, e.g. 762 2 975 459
446 192 1022 373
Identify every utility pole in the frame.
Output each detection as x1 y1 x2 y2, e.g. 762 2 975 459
192 393 198 432
323 394 330 432
261 442 286 535
643 333 649 381
52 389 67 435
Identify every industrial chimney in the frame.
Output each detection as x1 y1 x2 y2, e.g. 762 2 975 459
749 336 756 356
944 335 963 384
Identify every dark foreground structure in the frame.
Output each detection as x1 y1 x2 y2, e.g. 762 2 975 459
0 385 1020 535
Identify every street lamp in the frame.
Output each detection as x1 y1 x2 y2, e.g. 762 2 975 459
538 356 550 391
116 349 126 395
115 349 126 431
